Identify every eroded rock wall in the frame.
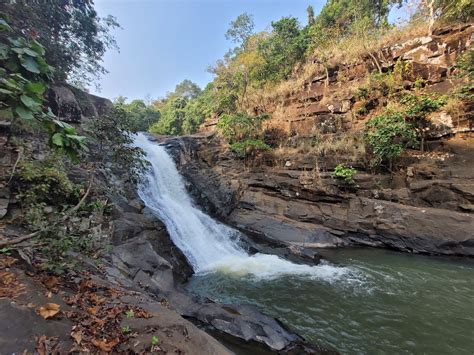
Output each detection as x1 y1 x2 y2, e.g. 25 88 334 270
163 133 474 257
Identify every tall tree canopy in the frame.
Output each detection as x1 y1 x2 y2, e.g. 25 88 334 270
2 0 119 85
225 13 255 46
314 0 403 34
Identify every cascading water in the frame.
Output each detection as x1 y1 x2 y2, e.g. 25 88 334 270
134 133 349 280
133 133 474 353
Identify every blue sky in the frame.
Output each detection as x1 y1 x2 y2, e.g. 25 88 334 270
92 0 323 101
92 0 407 101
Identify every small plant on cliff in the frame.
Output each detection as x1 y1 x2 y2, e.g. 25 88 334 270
400 93 445 152
230 139 271 158
217 112 268 142
331 164 356 185
217 112 271 159
364 111 418 171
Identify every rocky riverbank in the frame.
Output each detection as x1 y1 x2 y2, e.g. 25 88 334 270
161 132 474 257
0 85 327 353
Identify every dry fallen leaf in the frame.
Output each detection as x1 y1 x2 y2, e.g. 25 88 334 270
0 271 25 299
92 338 119 352
88 293 106 305
0 256 16 269
87 306 98 315
37 303 61 319
42 276 59 289
35 335 59 355
71 330 82 344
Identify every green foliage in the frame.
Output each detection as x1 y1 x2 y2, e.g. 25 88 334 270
258 17 310 81
114 98 160 132
171 79 202 100
13 155 107 274
15 156 78 205
149 80 209 135
455 50 474 79
217 113 268 142
151 336 159 346
331 164 356 184
230 139 271 158
364 111 418 167
0 247 13 255
431 0 474 23
401 93 445 119
225 13 255 46
150 97 187 135
86 106 147 183
0 18 87 160
3 0 119 84
122 325 131 334
452 84 473 101
313 0 401 35
217 113 270 159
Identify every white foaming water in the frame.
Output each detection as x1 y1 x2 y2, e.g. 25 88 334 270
134 133 351 281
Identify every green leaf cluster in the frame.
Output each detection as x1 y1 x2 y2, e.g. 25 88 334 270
114 97 161 132
217 112 268 143
331 164 357 184
364 111 418 167
3 1 119 85
0 18 87 161
148 80 212 135
229 139 271 158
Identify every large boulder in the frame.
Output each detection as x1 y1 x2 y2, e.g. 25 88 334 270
47 85 113 123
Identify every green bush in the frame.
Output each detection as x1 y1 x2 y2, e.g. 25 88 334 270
217 112 268 142
331 164 356 184
15 156 79 206
364 111 418 169
229 139 271 158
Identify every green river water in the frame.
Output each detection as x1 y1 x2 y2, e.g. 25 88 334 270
187 248 474 354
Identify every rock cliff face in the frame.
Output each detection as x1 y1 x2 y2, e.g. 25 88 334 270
163 132 474 257
189 24 474 257
202 25 473 138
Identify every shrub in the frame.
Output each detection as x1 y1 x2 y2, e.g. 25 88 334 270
400 93 445 151
15 156 79 206
364 111 418 170
217 112 268 142
229 139 271 158
331 164 356 184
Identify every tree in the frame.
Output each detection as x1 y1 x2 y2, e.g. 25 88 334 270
2 0 119 85
225 13 255 46
149 97 187 135
171 79 202 100
417 0 473 35
307 5 315 26
313 0 403 34
86 106 147 183
114 98 161 132
258 17 310 81
364 111 418 170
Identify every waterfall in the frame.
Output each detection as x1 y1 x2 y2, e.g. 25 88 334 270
134 133 349 280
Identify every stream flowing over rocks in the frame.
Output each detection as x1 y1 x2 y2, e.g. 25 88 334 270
102 134 330 353
160 133 474 257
